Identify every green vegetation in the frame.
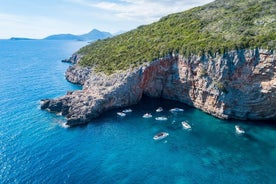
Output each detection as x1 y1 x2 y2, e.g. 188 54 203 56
199 69 208 77
215 81 228 93
78 0 276 74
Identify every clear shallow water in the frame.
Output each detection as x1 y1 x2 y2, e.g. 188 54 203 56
0 40 276 184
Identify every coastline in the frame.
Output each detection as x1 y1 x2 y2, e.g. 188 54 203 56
41 48 276 126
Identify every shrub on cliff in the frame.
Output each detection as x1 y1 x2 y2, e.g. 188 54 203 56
78 0 276 74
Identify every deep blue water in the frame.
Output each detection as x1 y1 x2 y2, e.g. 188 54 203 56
0 40 276 184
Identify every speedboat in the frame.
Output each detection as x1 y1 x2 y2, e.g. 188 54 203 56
143 113 152 118
182 121 191 129
235 125 245 134
117 112 126 117
170 108 184 113
61 122 70 128
155 116 168 121
156 107 163 112
153 132 169 140
122 109 132 113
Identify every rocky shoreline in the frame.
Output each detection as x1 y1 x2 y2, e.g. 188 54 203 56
41 49 276 126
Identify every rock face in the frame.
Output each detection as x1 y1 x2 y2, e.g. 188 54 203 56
41 49 276 126
65 66 91 85
61 53 82 64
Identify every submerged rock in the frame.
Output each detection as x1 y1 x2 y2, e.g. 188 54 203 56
41 49 276 126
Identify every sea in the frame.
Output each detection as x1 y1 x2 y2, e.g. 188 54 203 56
0 40 276 184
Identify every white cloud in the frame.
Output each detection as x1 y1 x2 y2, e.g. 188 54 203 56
0 0 214 38
78 0 213 23
59 0 214 35
61 0 213 34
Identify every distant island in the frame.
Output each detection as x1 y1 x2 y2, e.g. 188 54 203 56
9 29 112 41
43 29 112 41
10 37 36 40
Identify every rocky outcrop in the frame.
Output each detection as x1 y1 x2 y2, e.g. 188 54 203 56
61 53 82 64
41 49 276 126
65 66 91 85
41 67 144 126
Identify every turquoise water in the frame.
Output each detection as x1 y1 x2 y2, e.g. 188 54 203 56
0 40 276 184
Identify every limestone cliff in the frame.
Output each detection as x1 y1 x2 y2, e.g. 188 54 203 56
41 49 276 126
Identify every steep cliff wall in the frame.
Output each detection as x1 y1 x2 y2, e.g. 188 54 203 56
41 49 276 126
162 49 276 120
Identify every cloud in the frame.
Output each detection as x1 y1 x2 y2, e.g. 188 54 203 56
0 0 214 38
77 0 213 22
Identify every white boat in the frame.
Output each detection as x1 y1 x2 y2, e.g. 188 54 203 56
155 116 168 121
122 109 132 113
156 107 163 112
153 132 169 140
170 108 184 113
61 122 70 128
143 113 152 118
182 121 191 129
235 125 245 134
117 112 126 117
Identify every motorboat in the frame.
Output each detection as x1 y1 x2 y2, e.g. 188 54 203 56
122 109 132 113
143 113 152 118
61 122 70 128
155 116 168 121
156 107 163 112
117 112 126 117
182 121 191 129
170 108 184 113
153 132 169 140
235 125 245 134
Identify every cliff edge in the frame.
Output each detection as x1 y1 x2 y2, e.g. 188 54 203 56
41 49 276 126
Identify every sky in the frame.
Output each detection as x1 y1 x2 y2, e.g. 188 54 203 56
0 0 213 39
